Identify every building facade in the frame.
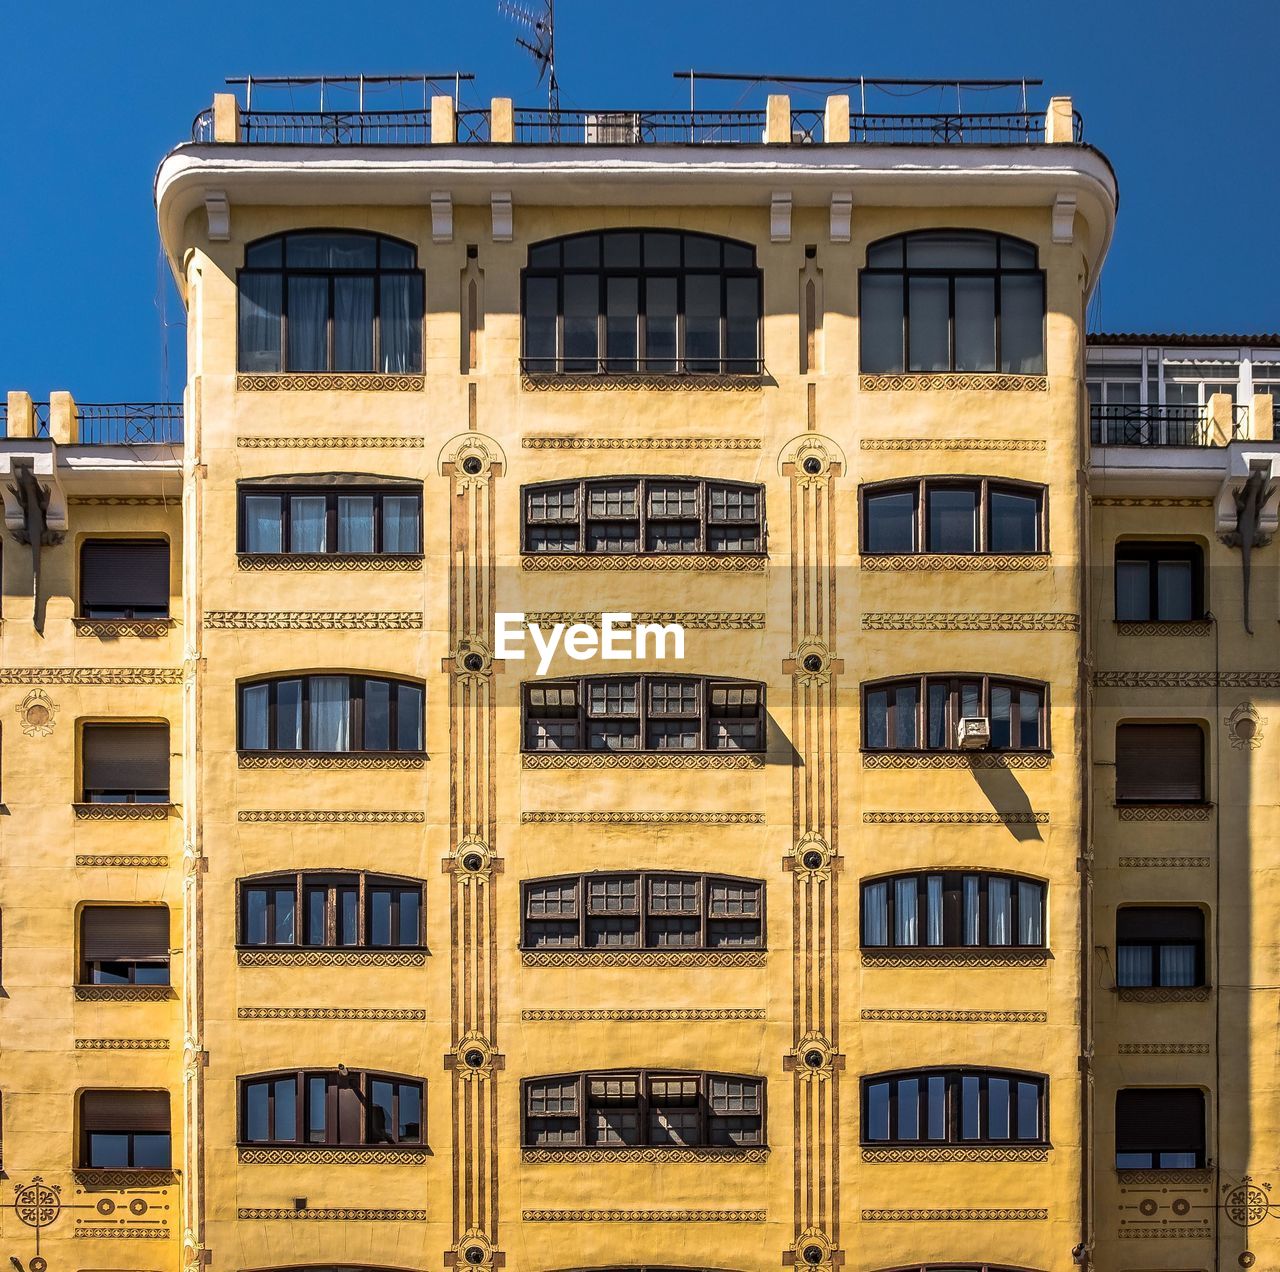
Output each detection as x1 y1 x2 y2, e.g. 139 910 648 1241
0 81 1274 1272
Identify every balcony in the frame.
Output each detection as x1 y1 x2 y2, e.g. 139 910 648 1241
1091 401 1250 448
1 396 182 445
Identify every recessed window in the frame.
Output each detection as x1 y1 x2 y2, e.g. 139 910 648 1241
524 675 765 753
1115 723 1205 803
81 1090 171 1168
238 675 424 753
522 872 763 950
239 1070 424 1146
523 1070 763 1148
79 540 169 619
238 872 423 949
860 230 1045 375
82 724 169 803
1116 907 1204 987
862 675 1046 752
1115 542 1204 621
862 872 1045 950
522 230 762 375
81 906 171 985
238 230 424 374
1115 1088 1204 1169
863 1068 1046 1146
239 483 422 556
523 478 763 554
862 478 1044 554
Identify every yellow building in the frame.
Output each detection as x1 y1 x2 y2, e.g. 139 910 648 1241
0 74 1274 1272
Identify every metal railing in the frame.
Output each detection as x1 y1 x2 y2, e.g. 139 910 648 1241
849 111 1059 144
33 402 50 438
192 107 214 142
1091 404 1220 447
240 109 432 145
513 108 768 145
789 109 824 143
457 109 491 143
76 403 183 446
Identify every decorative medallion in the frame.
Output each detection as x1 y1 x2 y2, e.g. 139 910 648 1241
1224 1178 1273 1229
787 1034 838 1082
448 1032 500 1083
790 832 835 880
1226 701 1266 750
17 688 57 736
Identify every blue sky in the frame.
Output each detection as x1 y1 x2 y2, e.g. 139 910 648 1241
1 0 1276 401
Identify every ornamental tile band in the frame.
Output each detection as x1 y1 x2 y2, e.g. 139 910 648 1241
521 950 766 968
237 753 426 770
521 373 763 392
862 811 1048 825
236 373 424 392
862 1147 1049 1163
238 1006 427 1020
236 553 422 571
523 435 763 449
1092 497 1214 508
859 373 1048 392
0 667 182 684
74 985 174 1002
75 1038 170 1049
522 1147 769 1163
1116 986 1212 1003
74 618 176 638
237 1206 428 1219
1118 856 1211 867
523 753 764 770
237 434 425 447
1097 671 1280 688
1118 1042 1212 1054
521 811 763 824
75 854 169 867
862 612 1077 631
237 949 427 967
1117 806 1212 822
860 950 1050 969
521 553 767 572
522 1008 765 1021
238 809 426 823
860 437 1047 450
74 804 170 821
74 1226 170 1239
1116 620 1214 637
521 611 765 629
238 1147 428 1165
861 1208 1048 1221
522 1209 767 1222
860 554 1049 572
1116 1226 1212 1240
860 1008 1047 1023
205 610 423 629
863 753 1050 770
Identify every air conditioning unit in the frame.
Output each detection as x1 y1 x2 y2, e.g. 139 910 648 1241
584 112 641 144
957 716 991 750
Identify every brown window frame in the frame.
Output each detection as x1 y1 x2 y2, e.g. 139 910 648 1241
238 1068 425 1148
859 476 1046 555
237 483 424 557
80 905 172 986
1115 1087 1205 1169
861 1066 1048 1147
523 674 766 754
237 674 425 754
860 870 1046 950
79 1089 171 1169
1114 722 1206 804
1114 541 1206 621
861 674 1048 752
81 722 170 803
79 538 171 619
522 476 765 555
237 871 424 950
522 1068 764 1149
521 871 765 951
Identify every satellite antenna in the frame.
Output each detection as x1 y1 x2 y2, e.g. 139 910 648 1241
500 0 558 113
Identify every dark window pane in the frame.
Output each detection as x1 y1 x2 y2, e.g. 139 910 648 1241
274 1079 296 1142
1017 1082 1040 1139
371 890 392 946
860 274 903 373
398 890 421 946
562 235 599 267
685 274 720 371
894 684 919 748
645 277 678 371
725 276 759 369
379 273 423 373
1157 560 1194 620
907 232 997 268
396 684 424 751
865 489 915 552
337 495 376 554
601 232 640 267
865 689 888 748
382 495 420 554
287 275 329 371
273 888 296 944
364 679 391 750
928 488 978 553
990 489 1040 552
287 232 377 269
524 276 558 368
245 1083 270 1141
246 238 283 267
241 684 269 751
305 888 326 945
954 275 996 372
333 275 374 371
563 275 598 371
907 276 949 372
239 274 283 372
339 889 358 945
245 889 269 944
1000 274 1045 373
960 1074 981 1139
866 1081 890 1140
307 1076 326 1142
605 276 639 371
1116 559 1150 620
645 232 680 266
276 679 302 750
88 1133 130 1166
988 1076 1011 1138
685 235 720 267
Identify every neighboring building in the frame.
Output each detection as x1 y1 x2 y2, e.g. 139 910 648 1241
0 76 1273 1272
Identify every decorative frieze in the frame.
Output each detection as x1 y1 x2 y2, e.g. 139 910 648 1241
205 610 423 629
75 854 169 866
862 1146 1048 1163
521 949 766 968
863 611 1076 631
237 1006 426 1020
860 1008 1047 1023
74 985 173 1002
1093 497 1213 508
236 373 424 392
522 1209 767 1222
521 610 765 629
859 372 1048 392
863 810 1048 825
237 752 425 770
236 553 422 571
237 809 425 823
1118 1042 1211 1055
237 434 425 448
74 618 175 638
0 667 181 684
74 805 169 822
860 554 1048 572
237 1205 428 1218
863 752 1050 770
1117 986 1212 1003
523 435 762 448
1116 1226 1212 1240
75 1038 170 1049
523 752 763 770
521 553 767 572
1116 620 1214 637
1098 671 1280 688
1117 806 1212 822
73 1168 176 1187
521 373 763 393
1118 855 1212 868
861 1207 1048 1221
238 1147 427 1165
237 949 426 967
860 950 1049 969
74 1225 170 1238
521 810 763 824
522 1008 764 1021
860 437 1047 450
522 1147 768 1163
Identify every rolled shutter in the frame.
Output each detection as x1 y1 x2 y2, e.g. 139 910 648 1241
1117 907 1204 943
83 725 169 794
1115 1088 1204 1154
1116 724 1204 802
81 541 169 611
82 1090 171 1133
82 907 170 961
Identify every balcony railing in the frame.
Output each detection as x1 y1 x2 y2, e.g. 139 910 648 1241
511 109 768 145
76 403 183 445
849 110 1077 144
1090 403 1246 447
243 109 432 145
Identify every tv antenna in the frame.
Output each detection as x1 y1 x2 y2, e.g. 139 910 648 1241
500 0 558 112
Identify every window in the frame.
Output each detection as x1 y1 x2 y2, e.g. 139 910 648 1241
81 906 171 985
1115 1088 1205 1169
861 872 1045 950
860 231 1045 375
1115 724 1205 803
239 1070 424 1146
237 231 424 374
523 478 763 554
522 872 763 950
522 230 762 375
79 540 169 619
82 724 169 803
238 675 424 753
1115 543 1204 621
862 478 1044 555
524 676 765 753
863 676 1046 752
81 1090 171 1168
523 1070 763 1148
862 1068 1046 1146
1116 908 1204 988
239 483 422 556
239 872 423 949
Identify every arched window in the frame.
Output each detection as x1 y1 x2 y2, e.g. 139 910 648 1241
238 230 424 374
238 673 424 753
862 1067 1047 1146
238 871 424 949
862 675 1047 752
861 477 1045 555
861 871 1045 950
239 1069 424 1147
860 231 1045 375
522 229 762 375
523 1069 763 1148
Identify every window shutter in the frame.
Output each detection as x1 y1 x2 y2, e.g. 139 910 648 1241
1117 907 1204 943
81 541 169 610
82 907 170 962
83 725 169 793
1115 1088 1204 1153
1115 724 1204 802
82 1090 171 1133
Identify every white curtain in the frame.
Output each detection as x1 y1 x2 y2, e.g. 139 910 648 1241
244 495 282 554
1117 945 1153 987
338 496 375 553
1018 881 1044 945
334 276 374 371
241 684 269 750
382 496 420 554
238 274 282 372
1161 944 1197 986
287 276 328 371
894 877 918 946
989 877 1013 946
926 875 944 946
863 883 888 947
380 275 420 373
310 677 350 752
290 497 327 553
963 875 981 945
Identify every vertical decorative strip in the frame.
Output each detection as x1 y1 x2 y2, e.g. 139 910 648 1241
781 436 846 1271
439 434 506 1272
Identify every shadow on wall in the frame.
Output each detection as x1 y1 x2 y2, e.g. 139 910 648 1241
969 764 1044 842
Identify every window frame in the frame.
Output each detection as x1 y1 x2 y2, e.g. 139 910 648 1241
1115 906 1206 988
1114 1087 1206 1170
859 476 1047 556
78 538 171 619
81 722 171 804
237 1068 426 1148
520 229 763 376
236 230 424 374
522 476 765 556
523 674 766 754
520 871 765 951
237 871 425 950
1114 541 1205 622
860 1066 1048 1147
860 870 1046 951
237 674 426 754
861 674 1048 753
858 230 1046 375
237 483 424 557
79 1089 172 1170
521 1068 765 1149
1114 722 1206 804
80 904 172 986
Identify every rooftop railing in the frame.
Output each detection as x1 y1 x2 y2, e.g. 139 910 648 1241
849 110 1080 144
511 108 768 145
75 403 184 445
1090 402 1248 447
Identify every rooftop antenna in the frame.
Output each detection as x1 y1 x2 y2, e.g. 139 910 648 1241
500 0 558 113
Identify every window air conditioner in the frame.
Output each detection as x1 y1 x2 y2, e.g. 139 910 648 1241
957 717 991 750
584 112 642 144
